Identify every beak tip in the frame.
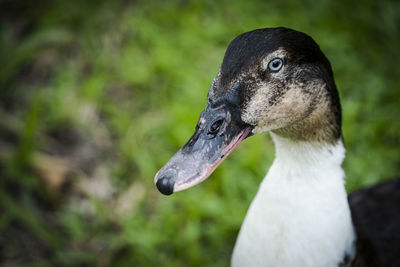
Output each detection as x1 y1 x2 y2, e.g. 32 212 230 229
156 176 175 195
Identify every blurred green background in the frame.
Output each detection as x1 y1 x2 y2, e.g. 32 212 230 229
0 0 399 266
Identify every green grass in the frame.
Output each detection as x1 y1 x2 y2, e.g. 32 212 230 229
1 0 399 266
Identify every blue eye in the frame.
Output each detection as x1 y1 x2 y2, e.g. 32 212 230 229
268 58 283 72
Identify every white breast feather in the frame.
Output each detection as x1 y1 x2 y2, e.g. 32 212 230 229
231 133 355 267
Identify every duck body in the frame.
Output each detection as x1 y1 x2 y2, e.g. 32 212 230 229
349 178 400 267
154 27 400 267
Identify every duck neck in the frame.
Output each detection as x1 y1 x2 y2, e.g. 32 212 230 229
271 132 345 172
232 133 355 267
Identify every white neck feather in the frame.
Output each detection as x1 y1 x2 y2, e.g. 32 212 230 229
231 133 355 267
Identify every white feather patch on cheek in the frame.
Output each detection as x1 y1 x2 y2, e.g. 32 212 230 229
242 84 312 134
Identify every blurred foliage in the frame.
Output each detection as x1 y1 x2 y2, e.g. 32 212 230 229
0 0 399 266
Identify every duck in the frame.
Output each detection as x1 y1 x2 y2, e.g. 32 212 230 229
154 27 400 267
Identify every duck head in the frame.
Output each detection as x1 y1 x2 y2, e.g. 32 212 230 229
155 27 341 195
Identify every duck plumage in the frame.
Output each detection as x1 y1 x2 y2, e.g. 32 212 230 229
155 27 400 267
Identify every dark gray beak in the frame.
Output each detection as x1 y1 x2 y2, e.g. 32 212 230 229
154 93 252 195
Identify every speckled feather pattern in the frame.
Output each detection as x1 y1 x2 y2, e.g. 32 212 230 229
209 27 341 144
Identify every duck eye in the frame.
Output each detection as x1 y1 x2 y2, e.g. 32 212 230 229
209 119 223 134
268 58 283 72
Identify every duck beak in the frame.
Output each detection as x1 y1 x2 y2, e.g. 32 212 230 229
154 102 252 195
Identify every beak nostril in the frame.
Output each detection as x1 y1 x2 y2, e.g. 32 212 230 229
209 119 224 135
156 176 175 195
